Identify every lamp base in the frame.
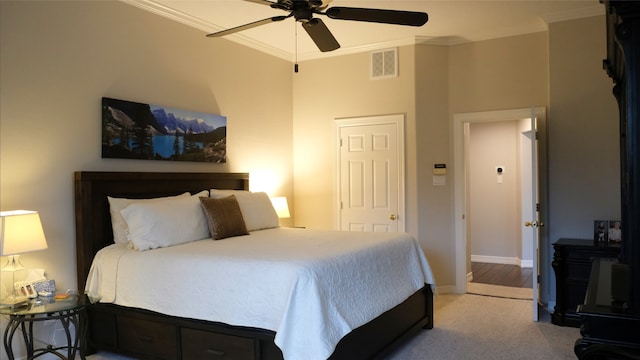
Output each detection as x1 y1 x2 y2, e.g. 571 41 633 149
1 254 28 309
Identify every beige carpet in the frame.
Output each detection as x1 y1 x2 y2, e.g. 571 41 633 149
467 282 534 300
386 293 579 360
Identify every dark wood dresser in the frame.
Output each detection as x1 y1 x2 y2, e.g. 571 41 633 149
551 238 620 327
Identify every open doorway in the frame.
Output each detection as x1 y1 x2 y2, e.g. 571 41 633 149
453 108 547 316
465 119 534 299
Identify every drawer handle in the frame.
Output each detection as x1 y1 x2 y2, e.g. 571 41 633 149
138 335 154 343
207 349 226 357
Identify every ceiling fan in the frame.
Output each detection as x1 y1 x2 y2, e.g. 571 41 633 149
206 0 429 52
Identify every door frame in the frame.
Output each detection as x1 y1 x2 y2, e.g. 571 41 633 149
334 114 406 231
453 107 546 294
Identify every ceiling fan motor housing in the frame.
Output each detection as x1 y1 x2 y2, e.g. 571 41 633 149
293 6 314 22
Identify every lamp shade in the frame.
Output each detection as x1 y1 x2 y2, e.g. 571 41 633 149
0 210 48 256
270 197 290 219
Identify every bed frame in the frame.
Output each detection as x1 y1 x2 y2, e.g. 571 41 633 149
74 171 433 360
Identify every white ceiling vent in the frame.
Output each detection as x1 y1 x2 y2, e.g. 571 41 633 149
371 48 398 79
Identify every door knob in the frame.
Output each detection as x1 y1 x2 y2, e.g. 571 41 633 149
524 221 544 228
390 214 397 220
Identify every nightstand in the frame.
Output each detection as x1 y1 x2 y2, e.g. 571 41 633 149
551 238 620 327
1 294 88 360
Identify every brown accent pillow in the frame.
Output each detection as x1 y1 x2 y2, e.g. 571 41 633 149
199 196 249 240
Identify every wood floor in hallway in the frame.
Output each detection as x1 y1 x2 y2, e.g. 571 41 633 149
471 262 533 288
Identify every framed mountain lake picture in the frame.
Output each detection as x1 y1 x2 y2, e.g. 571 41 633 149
102 97 227 163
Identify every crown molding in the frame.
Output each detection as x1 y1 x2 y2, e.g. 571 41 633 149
123 0 211 31
542 4 604 23
121 0 292 61
123 0 607 63
124 0 437 62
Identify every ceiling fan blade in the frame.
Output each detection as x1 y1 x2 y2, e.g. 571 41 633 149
206 16 289 37
302 18 340 52
325 7 428 27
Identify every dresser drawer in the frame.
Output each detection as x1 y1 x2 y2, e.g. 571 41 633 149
117 316 178 359
181 328 256 359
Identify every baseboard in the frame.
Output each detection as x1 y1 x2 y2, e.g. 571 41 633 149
467 272 473 282
471 255 533 268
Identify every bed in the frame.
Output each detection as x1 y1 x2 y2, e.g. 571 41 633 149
74 171 435 360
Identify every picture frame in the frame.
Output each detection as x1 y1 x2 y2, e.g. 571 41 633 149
593 220 623 244
17 282 37 299
608 220 622 243
594 220 608 243
102 97 227 163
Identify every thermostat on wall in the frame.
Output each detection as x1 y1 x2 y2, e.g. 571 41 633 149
433 164 447 175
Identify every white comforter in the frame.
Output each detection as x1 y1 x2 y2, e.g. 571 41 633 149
86 227 435 360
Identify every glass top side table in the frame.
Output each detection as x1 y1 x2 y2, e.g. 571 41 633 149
1 295 88 360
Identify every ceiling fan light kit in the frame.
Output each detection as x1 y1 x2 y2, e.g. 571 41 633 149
206 0 429 53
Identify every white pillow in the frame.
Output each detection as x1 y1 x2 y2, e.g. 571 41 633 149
108 193 189 244
192 190 210 198
120 194 210 251
210 190 279 231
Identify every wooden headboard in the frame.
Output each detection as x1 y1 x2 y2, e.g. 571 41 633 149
74 171 250 290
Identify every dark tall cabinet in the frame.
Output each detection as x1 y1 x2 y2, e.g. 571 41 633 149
601 0 640 315
574 2 640 358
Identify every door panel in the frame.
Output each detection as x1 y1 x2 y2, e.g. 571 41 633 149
530 111 540 322
337 116 403 232
524 108 547 321
349 160 365 208
373 160 390 209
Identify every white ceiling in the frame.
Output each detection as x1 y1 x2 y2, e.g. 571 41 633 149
125 0 604 61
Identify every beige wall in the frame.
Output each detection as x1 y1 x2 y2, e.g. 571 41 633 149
0 3 292 355
548 16 620 235
449 32 549 113
414 45 455 287
547 16 620 301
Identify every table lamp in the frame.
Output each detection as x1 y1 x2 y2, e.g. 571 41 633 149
270 197 290 219
0 210 48 306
